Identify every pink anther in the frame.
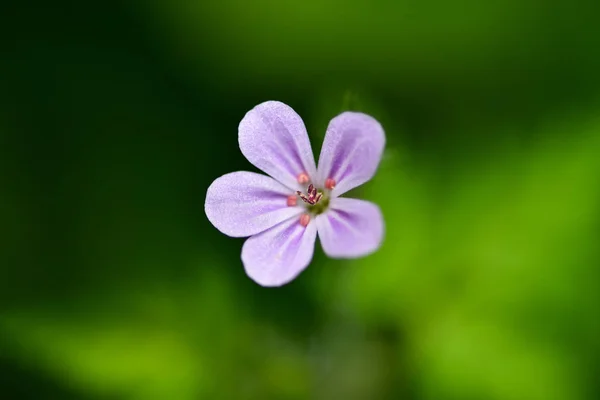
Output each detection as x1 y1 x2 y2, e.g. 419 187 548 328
325 178 336 190
297 172 310 184
287 195 297 207
299 214 311 227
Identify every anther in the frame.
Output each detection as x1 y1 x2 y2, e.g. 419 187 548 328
325 178 336 190
286 195 297 207
297 172 310 184
296 183 323 206
299 213 311 227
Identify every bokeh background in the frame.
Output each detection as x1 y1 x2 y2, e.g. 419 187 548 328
2 0 600 399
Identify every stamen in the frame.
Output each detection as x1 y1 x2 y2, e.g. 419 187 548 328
296 183 324 206
299 213 311 227
325 178 336 190
297 172 310 184
314 192 322 203
286 195 297 207
297 191 312 205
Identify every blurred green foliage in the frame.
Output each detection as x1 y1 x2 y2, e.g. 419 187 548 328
1 0 600 399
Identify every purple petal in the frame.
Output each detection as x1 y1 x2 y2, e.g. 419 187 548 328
238 101 317 191
205 171 302 238
316 198 384 258
242 217 318 287
317 112 385 197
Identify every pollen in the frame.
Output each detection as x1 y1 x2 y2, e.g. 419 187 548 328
299 213 311 227
297 172 310 184
286 195 297 207
325 178 336 190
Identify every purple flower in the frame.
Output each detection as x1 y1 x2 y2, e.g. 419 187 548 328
205 101 385 286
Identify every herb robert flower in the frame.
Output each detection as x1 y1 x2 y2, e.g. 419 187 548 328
205 101 385 286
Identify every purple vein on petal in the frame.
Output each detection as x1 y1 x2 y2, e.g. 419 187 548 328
280 222 304 262
325 130 365 182
205 171 302 238
316 198 384 258
259 114 306 178
317 112 385 197
270 117 306 173
326 208 363 237
238 101 316 191
242 216 317 287
333 140 366 183
262 142 299 181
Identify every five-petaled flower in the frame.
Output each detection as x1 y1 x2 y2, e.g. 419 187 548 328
205 101 385 286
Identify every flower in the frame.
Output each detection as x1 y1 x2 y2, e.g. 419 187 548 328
205 101 385 286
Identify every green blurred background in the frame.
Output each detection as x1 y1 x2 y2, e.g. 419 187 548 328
2 0 600 399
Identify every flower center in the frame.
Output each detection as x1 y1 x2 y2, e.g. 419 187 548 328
296 184 330 215
297 184 321 205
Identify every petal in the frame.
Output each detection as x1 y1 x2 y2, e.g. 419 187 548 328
317 112 385 197
242 217 318 287
238 101 317 191
316 198 384 258
205 171 302 238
